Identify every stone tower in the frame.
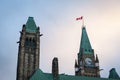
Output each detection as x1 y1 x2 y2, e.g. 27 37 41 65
16 17 42 80
75 27 100 77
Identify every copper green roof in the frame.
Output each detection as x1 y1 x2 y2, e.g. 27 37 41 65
29 69 52 80
29 69 120 80
109 68 120 79
59 74 119 80
79 27 93 54
25 17 37 33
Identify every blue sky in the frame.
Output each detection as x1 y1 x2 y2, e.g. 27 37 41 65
0 0 120 80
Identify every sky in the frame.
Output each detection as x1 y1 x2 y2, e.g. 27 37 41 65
0 0 120 80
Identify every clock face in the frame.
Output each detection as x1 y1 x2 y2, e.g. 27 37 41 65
85 58 92 65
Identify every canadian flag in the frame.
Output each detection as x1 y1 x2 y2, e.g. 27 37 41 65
76 16 83 20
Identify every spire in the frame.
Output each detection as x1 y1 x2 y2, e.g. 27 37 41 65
25 17 37 33
79 27 93 54
95 54 99 62
95 54 99 68
109 68 120 79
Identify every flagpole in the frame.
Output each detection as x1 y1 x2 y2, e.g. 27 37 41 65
82 16 84 27
76 16 84 27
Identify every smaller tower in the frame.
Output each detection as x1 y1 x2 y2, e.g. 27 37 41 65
52 57 59 80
